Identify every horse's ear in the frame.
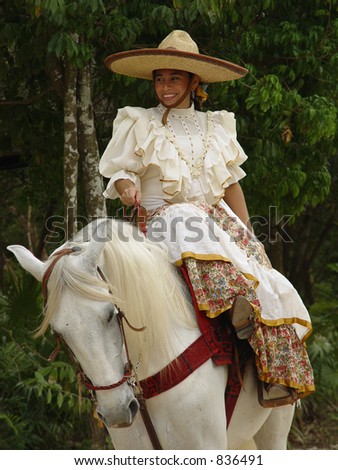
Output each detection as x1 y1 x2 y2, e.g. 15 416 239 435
82 219 110 271
7 245 45 282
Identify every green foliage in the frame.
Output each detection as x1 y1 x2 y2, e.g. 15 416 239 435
0 340 95 449
289 297 338 449
0 268 95 449
245 75 283 114
1 267 42 338
31 362 93 417
307 307 338 403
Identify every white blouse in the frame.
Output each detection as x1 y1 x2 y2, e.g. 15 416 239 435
99 103 248 211
99 104 313 339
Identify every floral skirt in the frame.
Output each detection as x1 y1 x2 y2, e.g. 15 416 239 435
148 201 315 397
182 257 315 397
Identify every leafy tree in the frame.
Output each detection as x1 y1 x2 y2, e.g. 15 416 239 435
1 0 109 239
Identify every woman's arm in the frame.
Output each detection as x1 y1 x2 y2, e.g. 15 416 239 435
114 178 142 206
223 182 252 231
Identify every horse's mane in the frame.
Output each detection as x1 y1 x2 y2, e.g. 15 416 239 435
34 247 114 338
36 219 197 370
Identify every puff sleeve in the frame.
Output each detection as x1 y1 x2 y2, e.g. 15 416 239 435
99 107 149 200
211 110 248 186
195 110 248 204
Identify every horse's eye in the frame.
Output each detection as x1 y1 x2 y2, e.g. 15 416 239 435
107 310 115 323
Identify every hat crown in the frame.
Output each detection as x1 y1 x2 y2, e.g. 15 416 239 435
158 30 199 54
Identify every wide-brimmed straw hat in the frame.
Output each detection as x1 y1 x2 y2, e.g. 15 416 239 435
104 30 248 83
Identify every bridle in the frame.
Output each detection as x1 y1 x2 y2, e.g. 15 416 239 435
41 246 163 449
48 310 137 392
42 247 145 393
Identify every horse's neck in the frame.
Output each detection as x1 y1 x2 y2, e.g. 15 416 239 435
126 312 201 380
100 228 201 378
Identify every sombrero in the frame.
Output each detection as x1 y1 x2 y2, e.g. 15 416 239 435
104 30 248 83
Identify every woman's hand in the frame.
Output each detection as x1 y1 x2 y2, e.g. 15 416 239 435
115 179 142 206
121 186 142 206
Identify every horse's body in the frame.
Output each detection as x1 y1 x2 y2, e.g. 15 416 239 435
8 219 294 449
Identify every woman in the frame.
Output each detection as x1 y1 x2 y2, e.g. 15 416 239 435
99 30 315 406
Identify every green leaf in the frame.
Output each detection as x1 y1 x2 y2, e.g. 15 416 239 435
290 182 300 198
68 366 75 383
46 388 52 404
261 89 269 103
35 371 46 383
57 391 64 408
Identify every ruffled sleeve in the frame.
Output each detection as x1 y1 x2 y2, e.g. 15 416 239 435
218 110 248 186
99 106 149 199
209 111 248 187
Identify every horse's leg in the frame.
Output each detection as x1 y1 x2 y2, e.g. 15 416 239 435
226 362 272 449
238 438 257 450
144 361 229 449
253 404 295 450
227 359 295 450
106 412 154 450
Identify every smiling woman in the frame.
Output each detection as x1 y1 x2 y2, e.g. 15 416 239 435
100 29 315 408
153 69 199 111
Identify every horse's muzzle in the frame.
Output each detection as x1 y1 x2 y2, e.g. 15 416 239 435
97 397 139 428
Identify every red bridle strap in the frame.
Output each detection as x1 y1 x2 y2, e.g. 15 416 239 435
83 362 132 391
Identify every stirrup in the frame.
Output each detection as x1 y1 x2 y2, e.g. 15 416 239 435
258 381 300 408
229 295 254 339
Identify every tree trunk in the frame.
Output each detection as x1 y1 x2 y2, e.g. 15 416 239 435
63 59 79 238
78 63 107 220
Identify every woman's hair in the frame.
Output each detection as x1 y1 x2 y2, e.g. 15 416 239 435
193 83 208 111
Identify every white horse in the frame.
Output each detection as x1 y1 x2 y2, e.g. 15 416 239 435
8 218 295 449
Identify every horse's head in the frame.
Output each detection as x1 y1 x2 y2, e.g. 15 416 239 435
7 220 139 428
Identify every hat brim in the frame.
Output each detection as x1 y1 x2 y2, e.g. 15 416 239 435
104 49 248 83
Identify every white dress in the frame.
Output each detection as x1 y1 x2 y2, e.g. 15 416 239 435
99 104 312 343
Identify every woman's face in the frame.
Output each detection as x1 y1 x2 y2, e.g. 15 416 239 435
154 69 195 108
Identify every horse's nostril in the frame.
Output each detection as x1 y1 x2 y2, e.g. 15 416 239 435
129 399 139 418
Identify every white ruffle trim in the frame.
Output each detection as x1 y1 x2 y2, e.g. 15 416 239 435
99 106 248 205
